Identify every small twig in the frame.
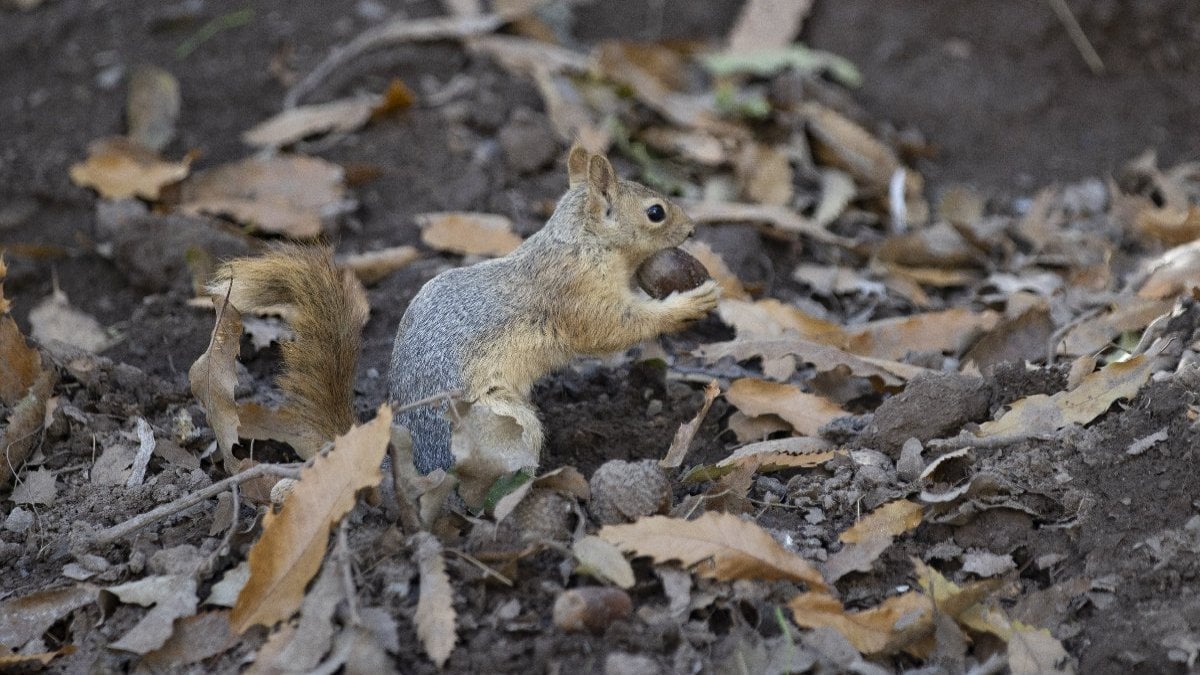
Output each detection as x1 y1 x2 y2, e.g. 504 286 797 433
927 430 1058 451
395 389 463 415
89 462 302 545
445 549 513 586
1045 0 1105 75
336 520 361 625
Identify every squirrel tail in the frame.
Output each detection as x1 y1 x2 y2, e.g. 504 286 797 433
210 245 369 441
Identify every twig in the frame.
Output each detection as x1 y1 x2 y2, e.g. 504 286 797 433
1045 0 1105 75
336 520 361 625
395 389 463 415
89 462 302 545
927 430 1058 451
445 549 513 586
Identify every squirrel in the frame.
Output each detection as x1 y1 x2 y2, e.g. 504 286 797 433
209 146 719 474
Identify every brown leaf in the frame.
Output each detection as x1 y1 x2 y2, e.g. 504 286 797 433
840 499 923 544
180 155 352 239
727 0 813 52
1136 239 1200 299
681 240 749 300
0 584 98 648
126 65 180 152
336 246 421 285
69 136 189 200
29 287 113 354
845 308 1000 361
977 343 1165 438
231 406 391 633
640 127 727 167
188 296 242 470
802 103 899 194
736 143 793 207
141 611 236 671
1059 295 1172 356
725 378 846 437
0 369 55 488
599 511 827 590
243 96 380 148
660 380 719 469
573 535 636 589
698 336 927 387
683 200 851 246
0 313 41 406
236 402 328 461
417 212 522 257
717 298 847 343
726 410 791 443
106 575 199 654
248 560 343 673
789 591 931 656
412 531 457 667
714 437 836 473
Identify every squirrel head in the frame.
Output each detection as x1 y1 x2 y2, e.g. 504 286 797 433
563 145 694 264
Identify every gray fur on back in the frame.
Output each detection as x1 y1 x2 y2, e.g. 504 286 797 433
388 261 513 474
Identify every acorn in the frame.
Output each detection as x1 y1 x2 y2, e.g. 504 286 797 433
636 247 710 299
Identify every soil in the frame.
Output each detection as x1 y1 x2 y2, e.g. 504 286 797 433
3 1 1199 673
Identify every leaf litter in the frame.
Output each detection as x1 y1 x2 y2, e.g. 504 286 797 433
4 1 1197 672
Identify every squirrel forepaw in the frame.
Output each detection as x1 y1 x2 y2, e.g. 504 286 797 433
666 279 720 321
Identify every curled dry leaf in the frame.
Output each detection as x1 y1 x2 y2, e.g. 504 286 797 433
572 535 636 589
417 212 522 257
181 155 352 239
188 296 242 470
412 531 457 667
236 402 327 462
105 575 199 654
69 136 190 200
336 246 421 285
0 584 98 649
29 287 113 354
725 378 846 437
660 380 720 469
126 65 181 152
1135 238 1200 299
977 343 1165 438
802 103 898 194
599 511 826 591
231 406 391 633
450 400 541 509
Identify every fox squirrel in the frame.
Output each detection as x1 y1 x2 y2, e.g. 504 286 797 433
210 146 719 473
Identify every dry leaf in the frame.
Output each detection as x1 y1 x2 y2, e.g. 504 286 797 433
789 591 931 656
450 400 541 509
231 406 391 633
0 315 41 405
592 41 723 132
249 560 343 673
681 240 749 300
977 344 1165 438
822 500 923 583
660 380 719 469
141 611 236 672
684 200 851 246
727 0 813 52
126 417 156 488
336 246 420 285
0 584 98 648
205 562 249 607
640 127 726 166
236 402 328 461
961 550 1016 578
793 263 886 297
11 467 56 505
845 308 1000 361
716 298 847 342
599 511 826 590
727 410 791 443
412 531 457 667
1008 627 1074 674
725 378 845 437
553 587 633 634
188 296 242 470
737 143 793 207
0 370 55 489
714 437 835 471
127 65 180 152
69 136 189 200
814 168 856 227
29 287 113 354
417 212 521 257
698 336 927 386
181 155 352 238
1136 239 1200 299
573 535 636 589
243 92 399 147
0 646 75 668
1059 295 1172 356
106 575 199 654
802 103 898 194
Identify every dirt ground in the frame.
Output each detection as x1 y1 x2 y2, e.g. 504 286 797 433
3 1 1200 673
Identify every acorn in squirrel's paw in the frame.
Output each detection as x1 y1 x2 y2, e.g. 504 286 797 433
210 145 717 476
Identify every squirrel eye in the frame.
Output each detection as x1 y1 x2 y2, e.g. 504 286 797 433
646 204 666 223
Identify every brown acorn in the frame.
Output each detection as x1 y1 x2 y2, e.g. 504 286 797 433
636 247 710 299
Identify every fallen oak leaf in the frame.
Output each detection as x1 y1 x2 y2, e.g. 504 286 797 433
188 295 242 471
140 611 236 672
599 511 827 591
681 240 749 300
725 378 846 437
417 212 522 257
230 405 391 633
844 308 1000 361
69 136 190 200
412 531 457 667
977 342 1166 438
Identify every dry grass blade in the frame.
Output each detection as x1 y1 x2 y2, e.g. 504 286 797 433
599 511 827 591
660 380 719 469
230 406 391 633
412 531 457 667
188 296 243 469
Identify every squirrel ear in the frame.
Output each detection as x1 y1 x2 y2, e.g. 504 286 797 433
586 154 615 196
567 145 589 188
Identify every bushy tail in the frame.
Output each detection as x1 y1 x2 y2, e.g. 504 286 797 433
210 245 369 440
